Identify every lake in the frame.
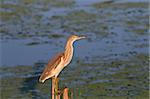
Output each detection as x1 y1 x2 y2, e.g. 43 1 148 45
0 0 149 99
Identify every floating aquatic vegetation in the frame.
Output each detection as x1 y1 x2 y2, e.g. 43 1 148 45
0 1 149 98
26 42 40 46
93 2 148 9
0 3 31 21
48 34 64 39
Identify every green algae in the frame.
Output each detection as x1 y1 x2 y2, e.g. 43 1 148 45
0 54 149 98
48 34 64 39
51 10 108 36
0 11 19 21
26 42 40 46
17 34 32 38
63 10 97 21
44 0 74 7
20 0 37 5
93 2 148 9
0 3 31 21
0 3 28 13
131 29 147 35
66 54 149 98
20 0 74 7
125 21 140 26
1 1 148 39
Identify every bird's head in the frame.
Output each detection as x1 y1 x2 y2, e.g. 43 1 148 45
69 34 86 42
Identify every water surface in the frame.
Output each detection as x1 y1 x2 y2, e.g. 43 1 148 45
0 0 149 99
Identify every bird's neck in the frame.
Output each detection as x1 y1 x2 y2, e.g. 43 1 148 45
64 40 74 63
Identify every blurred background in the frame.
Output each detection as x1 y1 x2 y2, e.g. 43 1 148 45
0 0 149 99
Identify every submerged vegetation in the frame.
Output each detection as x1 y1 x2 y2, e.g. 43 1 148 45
0 54 149 98
0 1 148 39
93 2 148 9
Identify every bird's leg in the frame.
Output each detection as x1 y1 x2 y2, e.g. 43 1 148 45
54 77 60 95
52 77 55 99
55 77 61 99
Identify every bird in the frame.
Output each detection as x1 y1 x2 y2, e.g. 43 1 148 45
39 34 86 83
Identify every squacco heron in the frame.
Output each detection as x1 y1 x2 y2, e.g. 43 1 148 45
39 34 85 83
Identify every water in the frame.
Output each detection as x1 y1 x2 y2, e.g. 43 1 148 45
0 0 149 99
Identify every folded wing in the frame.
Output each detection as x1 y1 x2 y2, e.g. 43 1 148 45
39 52 64 83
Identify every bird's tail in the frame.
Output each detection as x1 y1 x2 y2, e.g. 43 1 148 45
39 76 45 83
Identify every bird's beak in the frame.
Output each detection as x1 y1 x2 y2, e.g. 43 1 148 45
78 36 86 40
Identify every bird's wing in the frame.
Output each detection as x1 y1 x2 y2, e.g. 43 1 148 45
39 52 64 82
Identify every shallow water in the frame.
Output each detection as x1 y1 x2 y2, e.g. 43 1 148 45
0 0 149 99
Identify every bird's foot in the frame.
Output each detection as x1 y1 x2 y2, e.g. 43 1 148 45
55 88 61 95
